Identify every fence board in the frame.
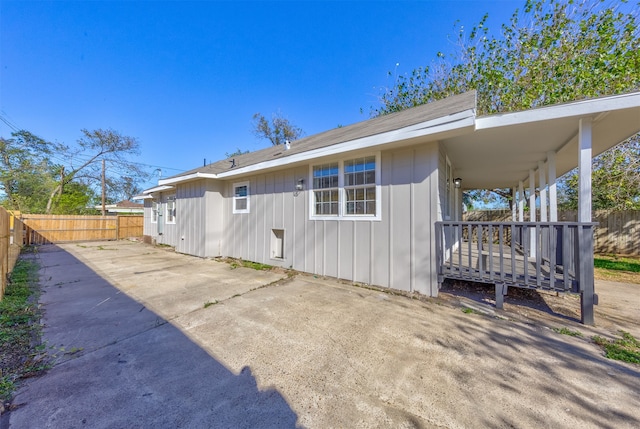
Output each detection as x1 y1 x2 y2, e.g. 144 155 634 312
464 210 640 256
117 215 144 239
18 214 143 244
0 207 9 299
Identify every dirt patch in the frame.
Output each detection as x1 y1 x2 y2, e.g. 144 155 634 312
439 278 639 337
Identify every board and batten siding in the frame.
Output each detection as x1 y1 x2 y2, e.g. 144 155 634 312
220 141 442 296
175 179 224 258
142 192 180 247
143 200 154 236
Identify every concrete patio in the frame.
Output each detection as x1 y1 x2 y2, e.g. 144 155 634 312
4 240 639 428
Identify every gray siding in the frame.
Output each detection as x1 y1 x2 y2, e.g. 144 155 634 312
219 142 441 296
143 193 179 247
143 200 154 236
175 179 224 258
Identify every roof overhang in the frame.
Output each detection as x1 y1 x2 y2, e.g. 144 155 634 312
140 184 176 195
157 107 476 185
443 92 640 189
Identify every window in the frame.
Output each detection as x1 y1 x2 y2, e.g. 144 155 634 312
313 162 339 215
344 156 376 215
166 196 176 223
310 153 380 220
233 181 250 214
151 200 158 223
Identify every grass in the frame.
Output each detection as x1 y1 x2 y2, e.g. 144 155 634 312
552 327 583 337
594 255 640 284
0 257 46 403
592 331 640 364
227 258 273 271
203 300 217 308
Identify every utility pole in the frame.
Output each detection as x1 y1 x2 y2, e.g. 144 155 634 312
101 159 106 216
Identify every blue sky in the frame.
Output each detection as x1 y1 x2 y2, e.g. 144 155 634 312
1 0 519 187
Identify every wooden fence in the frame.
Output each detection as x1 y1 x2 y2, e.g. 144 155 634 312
464 210 640 256
19 214 144 245
1 207 22 300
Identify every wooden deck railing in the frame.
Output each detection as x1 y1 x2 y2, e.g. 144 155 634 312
435 221 597 324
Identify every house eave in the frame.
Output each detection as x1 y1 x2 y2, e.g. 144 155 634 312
141 184 176 195
158 172 217 186
476 91 640 130
215 109 476 179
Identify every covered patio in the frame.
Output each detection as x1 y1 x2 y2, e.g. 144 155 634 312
436 92 640 324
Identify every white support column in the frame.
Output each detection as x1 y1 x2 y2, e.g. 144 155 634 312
539 161 547 222
529 170 536 222
578 118 592 222
511 187 517 221
547 151 557 222
529 170 536 257
518 181 524 222
578 117 595 325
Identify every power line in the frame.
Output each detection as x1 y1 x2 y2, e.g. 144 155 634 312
0 112 20 132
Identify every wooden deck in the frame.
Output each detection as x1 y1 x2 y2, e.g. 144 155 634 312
435 221 597 321
439 238 576 292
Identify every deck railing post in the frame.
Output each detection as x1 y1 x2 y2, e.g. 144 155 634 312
578 224 595 325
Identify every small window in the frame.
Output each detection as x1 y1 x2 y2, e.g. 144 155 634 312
151 200 158 223
166 196 176 223
312 162 339 215
344 156 376 215
233 181 250 214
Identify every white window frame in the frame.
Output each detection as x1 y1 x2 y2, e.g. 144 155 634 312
166 195 176 224
232 181 250 214
151 200 158 224
309 152 381 221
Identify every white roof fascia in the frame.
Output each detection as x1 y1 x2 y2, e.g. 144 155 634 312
215 110 476 179
133 194 153 200
476 92 640 130
158 172 218 186
143 185 175 194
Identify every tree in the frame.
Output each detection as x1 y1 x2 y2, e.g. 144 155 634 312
0 128 149 214
0 131 61 213
45 128 149 213
252 112 304 146
375 0 640 210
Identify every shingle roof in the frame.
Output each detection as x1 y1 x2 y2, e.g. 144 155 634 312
165 91 476 180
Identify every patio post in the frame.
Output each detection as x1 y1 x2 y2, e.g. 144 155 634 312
529 170 536 257
539 161 547 222
518 181 524 222
578 117 595 325
547 151 557 222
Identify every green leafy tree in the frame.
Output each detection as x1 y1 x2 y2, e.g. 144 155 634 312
375 0 640 210
0 131 61 212
252 112 304 146
49 181 99 215
1 128 149 214
45 128 149 213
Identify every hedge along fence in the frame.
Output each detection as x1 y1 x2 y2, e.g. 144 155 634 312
464 210 640 256
18 214 144 245
0 207 22 300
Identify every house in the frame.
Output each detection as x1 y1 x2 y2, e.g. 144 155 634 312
138 91 640 324
94 200 144 215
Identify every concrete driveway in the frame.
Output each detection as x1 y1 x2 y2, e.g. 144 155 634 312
5 241 640 428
